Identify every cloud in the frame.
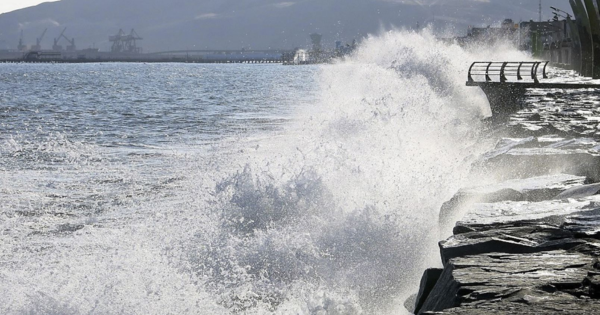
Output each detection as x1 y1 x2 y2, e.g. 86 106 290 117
274 2 295 8
195 13 218 20
18 18 60 30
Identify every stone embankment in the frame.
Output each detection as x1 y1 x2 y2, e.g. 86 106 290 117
409 71 600 314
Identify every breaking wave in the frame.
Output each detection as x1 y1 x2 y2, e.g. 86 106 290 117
184 29 530 314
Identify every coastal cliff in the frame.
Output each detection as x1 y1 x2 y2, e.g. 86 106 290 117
410 70 600 314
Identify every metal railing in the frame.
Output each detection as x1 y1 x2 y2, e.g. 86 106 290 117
467 61 549 84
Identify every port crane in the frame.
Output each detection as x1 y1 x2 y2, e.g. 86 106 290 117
31 28 47 51
60 32 76 51
53 28 66 51
109 29 143 53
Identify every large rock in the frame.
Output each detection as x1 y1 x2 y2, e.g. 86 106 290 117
563 208 600 237
415 81 600 315
413 268 444 314
556 183 600 199
455 196 600 232
421 185 600 314
440 224 585 263
418 250 600 314
442 193 600 262
439 174 586 227
473 137 600 182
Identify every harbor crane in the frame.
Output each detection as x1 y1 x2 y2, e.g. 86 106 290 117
109 29 143 53
53 28 66 51
31 28 47 51
60 32 76 51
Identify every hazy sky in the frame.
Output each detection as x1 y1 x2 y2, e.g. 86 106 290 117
0 0 58 15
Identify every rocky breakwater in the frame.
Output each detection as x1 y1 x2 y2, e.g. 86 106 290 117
410 72 600 314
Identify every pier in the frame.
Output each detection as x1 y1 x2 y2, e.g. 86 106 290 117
0 49 291 64
467 61 600 120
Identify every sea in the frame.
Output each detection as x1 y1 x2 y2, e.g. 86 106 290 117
0 30 529 314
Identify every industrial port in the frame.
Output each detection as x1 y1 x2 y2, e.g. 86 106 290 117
0 28 359 64
0 28 291 63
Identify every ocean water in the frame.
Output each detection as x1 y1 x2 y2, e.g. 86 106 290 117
0 30 528 314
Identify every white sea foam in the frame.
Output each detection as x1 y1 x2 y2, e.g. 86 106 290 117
181 29 531 314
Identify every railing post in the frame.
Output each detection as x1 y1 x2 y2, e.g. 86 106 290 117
542 61 549 79
485 62 492 82
500 62 508 82
532 62 541 83
467 62 476 83
517 62 523 80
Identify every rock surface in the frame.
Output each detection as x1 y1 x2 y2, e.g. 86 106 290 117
420 195 600 314
473 136 600 182
439 174 586 226
411 73 600 315
420 251 600 314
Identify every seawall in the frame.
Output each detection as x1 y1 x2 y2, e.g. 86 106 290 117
409 69 600 314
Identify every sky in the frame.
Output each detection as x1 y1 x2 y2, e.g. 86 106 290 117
0 0 58 15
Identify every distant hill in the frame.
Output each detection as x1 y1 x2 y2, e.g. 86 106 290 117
0 0 571 52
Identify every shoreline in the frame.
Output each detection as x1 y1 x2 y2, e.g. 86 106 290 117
409 69 600 314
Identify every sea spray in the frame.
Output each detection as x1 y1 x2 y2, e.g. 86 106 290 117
184 29 532 314
0 29 533 315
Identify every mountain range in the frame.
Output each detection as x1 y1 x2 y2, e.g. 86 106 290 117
0 0 572 52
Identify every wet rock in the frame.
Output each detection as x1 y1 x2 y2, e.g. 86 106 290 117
417 250 600 315
481 147 600 181
479 137 536 161
440 225 585 263
455 197 600 231
425 185 600 314
439 174 586 227
509 87 600 139
423 187 600 314
528 113 541 121
556 183 600 199
474 137 600 182
562 208 600 237
415 76 600 314
587 275 600 298
413 268 444 314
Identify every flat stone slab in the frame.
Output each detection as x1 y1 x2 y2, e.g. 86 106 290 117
556 183 600 199
563 209 600 237
440 224 585 263
439 174 586 226
417 250 600 314
474 137 600 182
460 174 586 198
425 184 600 314
456 196 600 230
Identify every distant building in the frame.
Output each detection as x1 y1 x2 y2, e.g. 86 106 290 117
282 34 357 65
447 19 519 47
519 20 573 64
450 18 577 69
294 49 308 63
